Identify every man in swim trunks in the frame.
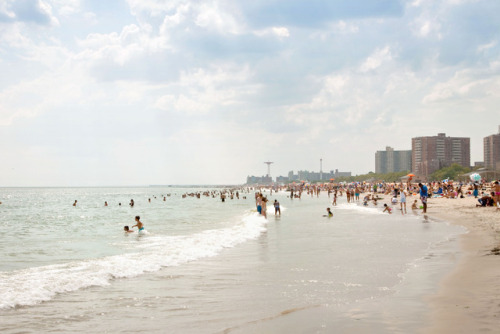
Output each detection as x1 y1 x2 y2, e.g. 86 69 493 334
131 216 144 231
256 194 262 215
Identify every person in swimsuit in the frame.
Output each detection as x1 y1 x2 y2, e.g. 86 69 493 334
256 194 262 215
494 181 500 206
418 183 428 213
324 207 333 217
400 190 407 214
383 204 392 214
123 226 134 233
131 216 144 232
274 200 281 216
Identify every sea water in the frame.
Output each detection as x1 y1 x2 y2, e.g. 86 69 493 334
0 187 465 333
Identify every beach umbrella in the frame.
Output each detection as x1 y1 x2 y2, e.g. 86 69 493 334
470 173 481 181
407 173 415 177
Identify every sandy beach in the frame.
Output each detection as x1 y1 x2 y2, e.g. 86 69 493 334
424 195 500 333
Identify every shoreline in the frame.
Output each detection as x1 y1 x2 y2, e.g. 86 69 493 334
423 196 500 333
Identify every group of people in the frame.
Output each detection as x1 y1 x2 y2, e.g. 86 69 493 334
123 216 145 233
255 192 281 218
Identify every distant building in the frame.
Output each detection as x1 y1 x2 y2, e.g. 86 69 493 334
484 126 500 170
412 133 470 177
277 169 351 183
246 175 272 184
275 176 289 183
375 146 412 174
288 171 299 182
333 169 351 178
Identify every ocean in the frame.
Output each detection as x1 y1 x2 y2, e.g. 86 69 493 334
0 187 465 333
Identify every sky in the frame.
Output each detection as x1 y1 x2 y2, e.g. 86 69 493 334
0 0 499 186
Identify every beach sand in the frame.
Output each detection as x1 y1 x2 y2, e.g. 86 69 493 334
424 196 500 333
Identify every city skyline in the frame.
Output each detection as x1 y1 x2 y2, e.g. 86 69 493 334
1 1 499 186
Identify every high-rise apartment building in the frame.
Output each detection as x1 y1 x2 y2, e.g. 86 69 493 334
412 133 470 177
375 146 412 174
484 126 500 170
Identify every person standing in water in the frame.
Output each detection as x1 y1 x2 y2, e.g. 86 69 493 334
131 216 144 232
400 190 407 214
274 200 281 216
261 197 268 218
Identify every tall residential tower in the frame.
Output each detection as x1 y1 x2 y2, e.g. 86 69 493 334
412 133 470 177
375 146 412 174
484 126 500 170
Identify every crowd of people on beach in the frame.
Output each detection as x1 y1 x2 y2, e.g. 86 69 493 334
61 178 500 234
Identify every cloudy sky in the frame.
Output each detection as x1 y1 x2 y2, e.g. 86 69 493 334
1 0 499 186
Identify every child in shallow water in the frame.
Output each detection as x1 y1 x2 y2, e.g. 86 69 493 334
131 216 144 232
383 204 392 214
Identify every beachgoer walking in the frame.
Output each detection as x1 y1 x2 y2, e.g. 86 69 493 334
400 190 407 214
418 183 428 213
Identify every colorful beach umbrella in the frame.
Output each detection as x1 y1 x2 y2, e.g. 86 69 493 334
470 173 481 181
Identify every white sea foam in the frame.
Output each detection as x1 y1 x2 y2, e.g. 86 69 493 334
0 212 267 309
335 203 385 215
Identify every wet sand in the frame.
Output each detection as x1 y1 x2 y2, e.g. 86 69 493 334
424 196 500 333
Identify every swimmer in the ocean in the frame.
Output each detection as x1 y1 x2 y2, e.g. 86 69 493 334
324 207 333 217
123 226 133 233
131 216 144 232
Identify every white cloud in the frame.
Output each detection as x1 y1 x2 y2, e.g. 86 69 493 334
359 46 393 72
0 68 85 126
48 0 82 17
194 2 243 34
477 41 496 53
254 26 290 38
423 65 500 104
154 65 257 115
